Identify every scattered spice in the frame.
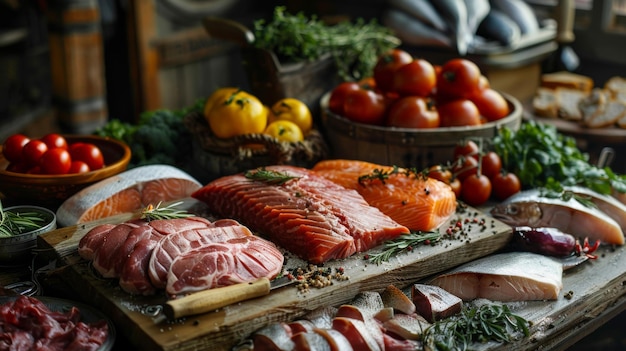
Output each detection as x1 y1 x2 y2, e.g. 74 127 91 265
285 264 349 293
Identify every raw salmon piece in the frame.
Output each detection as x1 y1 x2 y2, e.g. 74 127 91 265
312 159 457 231
429 252 563 301
56 165 202 227
491 188 625 245
192 165 410 264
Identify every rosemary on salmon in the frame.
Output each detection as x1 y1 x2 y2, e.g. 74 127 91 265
244 167 301 185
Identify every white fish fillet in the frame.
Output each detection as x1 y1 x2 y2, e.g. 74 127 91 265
429 252 563 302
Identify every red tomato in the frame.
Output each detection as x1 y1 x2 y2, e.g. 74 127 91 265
453 155 478 181
2 134 30 163
480 151 502 179
453 140 480 160
342 88 387 125
471 88 510 122
22 140 48 166
491 171 521 201
438 99 482 127
40 148 71 174
373 49 413 92
40 133 68 150
437 58 482 99
428 165 452 184
391 59 437 97
328 82 361 115
69 142 105 170
477 75 490 91
461 173 492 206
448 177 462 198
386 96 439 128
68 160 91 174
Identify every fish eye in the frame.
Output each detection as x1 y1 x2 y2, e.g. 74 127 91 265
507 204 519 215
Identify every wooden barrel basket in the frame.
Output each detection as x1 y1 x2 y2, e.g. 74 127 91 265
320 92 522 169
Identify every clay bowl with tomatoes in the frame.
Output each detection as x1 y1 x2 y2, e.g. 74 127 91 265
0 135 131 209
320 91 522 170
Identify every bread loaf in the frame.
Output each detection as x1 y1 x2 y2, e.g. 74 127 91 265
541 71 594 94
555 88 587 120
532 87 558 118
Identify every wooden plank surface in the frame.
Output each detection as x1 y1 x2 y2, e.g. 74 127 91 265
37 206 513 351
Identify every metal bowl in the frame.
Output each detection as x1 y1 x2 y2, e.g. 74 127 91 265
0 205 57 263
0 135 131 209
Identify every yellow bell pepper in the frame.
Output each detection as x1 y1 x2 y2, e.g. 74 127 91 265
204 90 268 139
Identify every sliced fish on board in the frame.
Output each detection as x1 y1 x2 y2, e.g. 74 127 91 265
490 188 625 245
429 252 563 301
563 185 626 233
56 164 202 227
312 159 457 232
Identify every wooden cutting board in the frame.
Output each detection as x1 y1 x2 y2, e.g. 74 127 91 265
37 205 513 351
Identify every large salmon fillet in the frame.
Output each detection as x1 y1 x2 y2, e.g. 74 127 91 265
191 165 410 264
312 160 457 231
56 165 202 227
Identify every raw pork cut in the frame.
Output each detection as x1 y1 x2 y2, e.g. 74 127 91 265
166 236 284 295
191 165 410 264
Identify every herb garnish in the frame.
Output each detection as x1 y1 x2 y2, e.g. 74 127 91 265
244 168 300 185
0 201 48 237
422 303 530 351
358 166 426 186
253 6 400 81
140 202 193 221
368 231 441 264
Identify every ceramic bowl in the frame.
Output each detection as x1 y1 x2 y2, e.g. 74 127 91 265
0 135 131 209
0 205 57 263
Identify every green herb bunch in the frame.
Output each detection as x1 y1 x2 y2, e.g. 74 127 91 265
253 6 400 81
422 303 530 351
493 120 626 195
0 201 48 237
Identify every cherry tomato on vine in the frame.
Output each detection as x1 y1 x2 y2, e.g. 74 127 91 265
40 148 71 175
453 140 480 160
438 99 482 127
449 177 462 198
453 155 478 181
480 151 502 179
436 58 482 99
328 82 361 115
391 59 437 97
386 96 439 128
461 173 492 206
69 142 105 170
471 88 510 122
342 87 387 125
22 140 48 166
40 133 68 150
373 49 413 92
427 164 452 184
491 171 522 201
2 134 30 163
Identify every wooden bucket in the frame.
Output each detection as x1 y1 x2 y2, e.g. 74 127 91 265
46 0 107 133
320 92 522 169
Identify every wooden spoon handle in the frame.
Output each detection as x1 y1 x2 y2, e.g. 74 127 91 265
163 277 271 319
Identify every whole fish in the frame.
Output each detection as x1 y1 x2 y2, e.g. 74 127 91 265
430 0 469 55
563 185 626 234
388 0 448 32
430 252 563 301
477 8 521 47
490 0 540 34
490 188 625 245
464 0 490 35
382 8 453 48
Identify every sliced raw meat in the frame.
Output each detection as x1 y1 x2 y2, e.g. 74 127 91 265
313 328 354 351
148 219 253 288
92 221 145 278
332 317 382 351
313 159 457 231
147 216 213 235
252 322 294 351
166 236 284 295
291 331 332 351
77 223 117 260
429 252 563 301
56 164 202 226
191 165 410 264
118 232 163 295
382 313 430 341
412 283 463 322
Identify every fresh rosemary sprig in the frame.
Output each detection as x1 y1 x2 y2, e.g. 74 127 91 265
422 303 530 351
244 168 300 185
0 201 48 237
368 231 441 264
140 202 193 221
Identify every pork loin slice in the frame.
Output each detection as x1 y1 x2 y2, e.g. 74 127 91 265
118 231 163 295
148 219 253 288
92 221 146 278
78 223 117 261
165 236 284 295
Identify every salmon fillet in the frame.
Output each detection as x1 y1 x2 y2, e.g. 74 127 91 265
191 165 410 264
312 160 457 231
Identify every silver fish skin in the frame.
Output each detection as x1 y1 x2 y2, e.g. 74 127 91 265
430 0 469 55
563 185 626 233
429 251 563 301
382 8 453 48
476 8 521 47
389 0 449 32
490 0 540 34
490 188 625 245
464 0 490 35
